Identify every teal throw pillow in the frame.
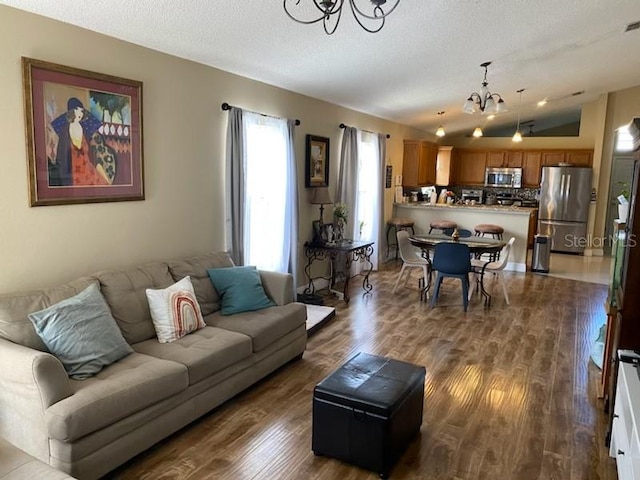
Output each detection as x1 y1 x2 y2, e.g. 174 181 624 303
207 266 276 315
28 283 133 380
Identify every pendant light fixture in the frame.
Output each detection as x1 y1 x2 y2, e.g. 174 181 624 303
462 62 507 115
472 127 483 138
284 0 401 35
435 111 446 137
512 88 524 143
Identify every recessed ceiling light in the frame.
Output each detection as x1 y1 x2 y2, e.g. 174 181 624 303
537 99 547 107
626 21 640 32
486 114 496 120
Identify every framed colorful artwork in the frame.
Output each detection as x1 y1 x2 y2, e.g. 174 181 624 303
305 134 329 188
22 57 144 206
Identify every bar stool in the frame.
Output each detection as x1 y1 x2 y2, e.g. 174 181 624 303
428 220 457 234
386 218 415 259
474 224 504 239
474 223 504 261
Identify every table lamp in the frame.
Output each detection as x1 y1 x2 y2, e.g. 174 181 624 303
310 187 333 224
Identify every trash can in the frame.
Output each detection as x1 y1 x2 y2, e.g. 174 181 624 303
531 234 550 273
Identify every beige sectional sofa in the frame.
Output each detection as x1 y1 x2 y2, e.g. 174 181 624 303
0 252 307 479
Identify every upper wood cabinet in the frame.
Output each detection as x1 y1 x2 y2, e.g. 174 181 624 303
506 151 524 167
523 151 542 187
486 151 523 168
566 150 594 167
455 150 487 185
436 146 453 186
541 151 566 166
402 140 437 186
452 148 593 186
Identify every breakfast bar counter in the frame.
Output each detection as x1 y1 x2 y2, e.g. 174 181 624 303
393 202 536 271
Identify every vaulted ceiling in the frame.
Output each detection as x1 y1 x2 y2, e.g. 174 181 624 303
3 0 640 136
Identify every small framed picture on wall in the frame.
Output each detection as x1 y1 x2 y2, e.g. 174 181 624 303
305 135 329 188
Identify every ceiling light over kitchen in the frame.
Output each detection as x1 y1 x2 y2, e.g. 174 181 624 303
284 0 400 35
512 89 524 143
435 111 446 137
472 127 483 138
462 62 507 115
537 99 547 107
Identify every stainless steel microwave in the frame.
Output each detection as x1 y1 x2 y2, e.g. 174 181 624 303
485 167 523 188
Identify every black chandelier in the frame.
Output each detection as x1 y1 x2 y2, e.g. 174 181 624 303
462 62 507 115
284 0 400 35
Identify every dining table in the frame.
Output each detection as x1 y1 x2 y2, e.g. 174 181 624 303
409 234 506 306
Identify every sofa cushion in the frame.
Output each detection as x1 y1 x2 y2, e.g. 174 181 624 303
167 252 235 316
204 302 306 352
28 283 133 380
44 352 188 442
146 276 206 343
0 277 97 352
95 263 175 344
132 326 252 385
207 266 275 315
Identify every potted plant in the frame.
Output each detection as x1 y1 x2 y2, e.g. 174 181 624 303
333 203 348 241
617 181 630 221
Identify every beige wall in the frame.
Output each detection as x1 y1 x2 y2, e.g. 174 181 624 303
0 5 431 293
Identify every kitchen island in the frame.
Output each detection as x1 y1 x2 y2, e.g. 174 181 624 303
393 203 537 271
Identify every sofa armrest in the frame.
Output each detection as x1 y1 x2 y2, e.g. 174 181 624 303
259 271 294 306
0 338 72 461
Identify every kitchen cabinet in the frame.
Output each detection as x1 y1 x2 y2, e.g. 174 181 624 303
454 150 486 185
486 151 523 168
566 150 593 167
523 151 542 187
402 140 437 186
541 151 566 166
452 148 593 187
435 146 454 186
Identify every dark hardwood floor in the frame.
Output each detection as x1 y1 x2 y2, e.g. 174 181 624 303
108 262 617 479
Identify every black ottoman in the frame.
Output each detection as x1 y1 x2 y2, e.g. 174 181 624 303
312 352 426 478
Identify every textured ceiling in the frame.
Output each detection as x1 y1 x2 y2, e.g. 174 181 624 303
3 0 640 136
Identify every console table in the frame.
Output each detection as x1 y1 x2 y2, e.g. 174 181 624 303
303 240 374 303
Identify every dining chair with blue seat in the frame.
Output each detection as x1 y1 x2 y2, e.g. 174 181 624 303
429 242 472 312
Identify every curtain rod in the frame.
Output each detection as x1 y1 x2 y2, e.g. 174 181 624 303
339 123 390 139
221 102 300 126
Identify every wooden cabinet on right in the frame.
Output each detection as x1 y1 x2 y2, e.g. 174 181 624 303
452 148 593 187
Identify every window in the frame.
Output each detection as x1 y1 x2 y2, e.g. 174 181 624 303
355 131 381 269
243 113 290 272
616 125 634 152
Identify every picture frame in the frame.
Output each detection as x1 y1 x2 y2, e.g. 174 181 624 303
22 57 144 206
305 134 329 188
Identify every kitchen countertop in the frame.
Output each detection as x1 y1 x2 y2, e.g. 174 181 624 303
395 202 537 214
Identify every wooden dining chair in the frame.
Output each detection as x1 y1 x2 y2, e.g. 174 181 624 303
429 242 472 312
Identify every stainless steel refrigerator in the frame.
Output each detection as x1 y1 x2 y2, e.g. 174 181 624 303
537 166 592 254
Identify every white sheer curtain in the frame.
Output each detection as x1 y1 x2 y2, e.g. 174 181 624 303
337 127 385 271
224 109 298 287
